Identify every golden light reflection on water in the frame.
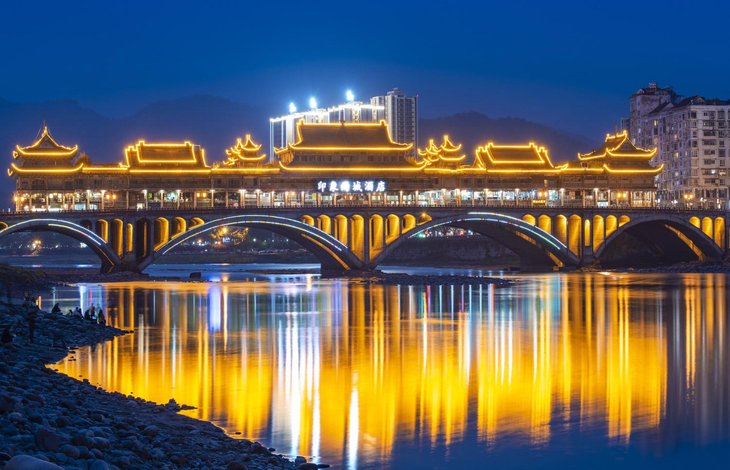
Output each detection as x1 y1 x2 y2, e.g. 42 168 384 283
52 273 730 468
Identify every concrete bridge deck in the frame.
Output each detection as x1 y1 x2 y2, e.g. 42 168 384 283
0 204 727 273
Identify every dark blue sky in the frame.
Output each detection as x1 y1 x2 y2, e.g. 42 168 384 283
2 0 729 137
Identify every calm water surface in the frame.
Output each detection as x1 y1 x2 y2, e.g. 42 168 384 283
46 267 730 469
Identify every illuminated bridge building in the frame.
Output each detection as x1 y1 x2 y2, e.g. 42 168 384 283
3 122 726 273
9 122 661 211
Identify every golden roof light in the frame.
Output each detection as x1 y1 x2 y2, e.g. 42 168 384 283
417 135 466 168
124 141 209 169
565 130 662 175
578 131 657 160
13 125 79 159
474 142 559 173
276 120 413 153
222 134 267 167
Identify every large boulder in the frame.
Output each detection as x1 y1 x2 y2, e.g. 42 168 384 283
4 455 63 470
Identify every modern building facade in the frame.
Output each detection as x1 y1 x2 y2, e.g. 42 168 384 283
627 83 730 208
10 123 660 212
371 88 418 149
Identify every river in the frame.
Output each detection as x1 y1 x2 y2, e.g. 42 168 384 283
43 266 730 469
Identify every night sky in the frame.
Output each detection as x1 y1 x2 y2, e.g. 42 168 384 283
2 0 730 136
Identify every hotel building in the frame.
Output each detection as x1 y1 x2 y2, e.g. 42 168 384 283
9 121 660 212
628 83 730 208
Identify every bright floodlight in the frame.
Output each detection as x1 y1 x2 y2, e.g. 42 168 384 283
346 89 355 101
288 102 297 113
309 97 318 109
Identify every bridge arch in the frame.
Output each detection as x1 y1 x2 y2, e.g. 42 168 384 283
594 214 724 263
142 214 363 272
372 211 579 269
0 219 122 272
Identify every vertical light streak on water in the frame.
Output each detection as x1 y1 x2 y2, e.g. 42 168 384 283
508 307 514 383
450 285 455 319
533 288 538 382
347 376 359 470
312 321 321 460
77 284 87 313
222 285 229 349
422 291 429 373
208 285 222 333
292 314 303 457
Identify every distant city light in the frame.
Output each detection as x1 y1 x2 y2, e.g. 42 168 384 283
309 97 318 109
346 89 355 102
288 102 297 113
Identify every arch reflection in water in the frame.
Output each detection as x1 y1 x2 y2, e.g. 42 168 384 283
53 274 730 468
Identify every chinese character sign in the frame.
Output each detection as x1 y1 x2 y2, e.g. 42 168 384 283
316 180 386 193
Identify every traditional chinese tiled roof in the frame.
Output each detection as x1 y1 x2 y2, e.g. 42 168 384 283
222 134 267 167
474 142 558 172
563 131 662 174
279 121 413 152
417 135 466 169
13 126 79 160
8 125 85 175
124 141 208 170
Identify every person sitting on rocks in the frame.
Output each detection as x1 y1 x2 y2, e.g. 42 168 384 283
84 308 91 321
75 307 83 318
90 305 96 320
67 308 74 316
97 308 106 326
51 303 61 314
1 326 13 345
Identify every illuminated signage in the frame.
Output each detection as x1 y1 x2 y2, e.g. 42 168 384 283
316 180 386 193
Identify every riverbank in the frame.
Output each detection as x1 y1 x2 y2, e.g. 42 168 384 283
583 260 730 274
0 302 321 469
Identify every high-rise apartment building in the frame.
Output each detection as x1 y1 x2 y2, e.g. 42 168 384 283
628 83 730 208
371 88 418 149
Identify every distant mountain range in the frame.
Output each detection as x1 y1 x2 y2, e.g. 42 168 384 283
0 96 593 204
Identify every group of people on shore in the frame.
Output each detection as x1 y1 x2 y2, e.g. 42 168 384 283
51 302 107 325
2 294 109 347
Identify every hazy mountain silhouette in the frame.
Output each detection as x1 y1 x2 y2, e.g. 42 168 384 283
420 112 592 162
0 97 593 205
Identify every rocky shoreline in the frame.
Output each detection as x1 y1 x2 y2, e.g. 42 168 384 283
0 302 324 470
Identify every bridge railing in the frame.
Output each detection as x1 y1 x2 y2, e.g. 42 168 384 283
1 202 727 216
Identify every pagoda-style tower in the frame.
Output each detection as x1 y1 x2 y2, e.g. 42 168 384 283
416 135 466 169
565 130 660 174
9 125 83 174
221 134 267 168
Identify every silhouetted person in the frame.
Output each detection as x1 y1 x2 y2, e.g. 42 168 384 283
51 303 61 314
84 308 91 321
97 309 106 326
90 305 96 320
75 307 82 318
